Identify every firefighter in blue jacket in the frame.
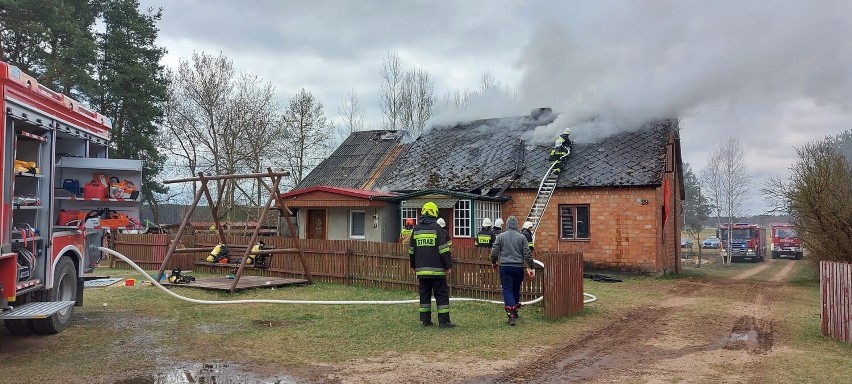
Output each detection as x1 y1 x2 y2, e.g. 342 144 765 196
410 202 454 328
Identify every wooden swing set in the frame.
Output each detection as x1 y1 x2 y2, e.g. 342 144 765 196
154 169 313 293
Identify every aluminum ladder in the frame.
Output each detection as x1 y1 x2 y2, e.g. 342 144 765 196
524 153 567 233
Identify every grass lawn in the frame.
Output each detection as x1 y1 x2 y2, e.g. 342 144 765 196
2 261 850 382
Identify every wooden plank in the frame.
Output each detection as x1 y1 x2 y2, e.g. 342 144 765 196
162 276 307 292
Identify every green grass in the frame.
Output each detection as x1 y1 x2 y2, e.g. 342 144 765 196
4 264 852 382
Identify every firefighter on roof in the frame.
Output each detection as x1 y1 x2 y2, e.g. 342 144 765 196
548 127 572 174
410 202 454 328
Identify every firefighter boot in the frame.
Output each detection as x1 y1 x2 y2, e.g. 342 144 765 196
438 312 455 328
420 307 433 327
506 306 516 326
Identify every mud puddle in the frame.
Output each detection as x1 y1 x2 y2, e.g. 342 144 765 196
724 315 774 354
113 363 298 384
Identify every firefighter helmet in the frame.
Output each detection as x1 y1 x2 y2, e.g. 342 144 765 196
563 127 572 135
494 218 504 228
523 221 534 229
421 202 438 217
482 218 492 228
437 218 446 227
405 218 415 227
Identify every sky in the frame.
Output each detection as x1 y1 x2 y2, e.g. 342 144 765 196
138 0 852 214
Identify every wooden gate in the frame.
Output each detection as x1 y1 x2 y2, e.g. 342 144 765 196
821 260 852 343
544 252 584 319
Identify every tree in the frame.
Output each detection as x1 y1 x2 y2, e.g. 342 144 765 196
337 87 365 142
379 52 404 130
0 0 98 95
764 131 852 265
378 51 435 136
701 138 750 265
280 88 332 185
682 163 711 266
89 0 169 219
163 51 281 217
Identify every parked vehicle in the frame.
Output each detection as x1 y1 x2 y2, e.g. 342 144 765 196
770 223 803 260
681 238 693 248
1 61 142 334
702 236 721 249
719 223 766 262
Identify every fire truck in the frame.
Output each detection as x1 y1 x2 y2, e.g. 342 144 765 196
1 61 141 335
718 223 766 263
770 223 803 260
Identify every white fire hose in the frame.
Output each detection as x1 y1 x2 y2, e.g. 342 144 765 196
98 247 597 306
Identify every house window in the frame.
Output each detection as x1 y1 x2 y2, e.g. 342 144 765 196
401 207 418 226
453 200 472 237
559 205 590 240
350 210 366 239
475 201 502 229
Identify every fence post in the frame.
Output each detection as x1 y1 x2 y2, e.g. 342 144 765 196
543 252 584 320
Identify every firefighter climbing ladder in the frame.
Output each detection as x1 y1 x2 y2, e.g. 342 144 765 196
524 153 568 233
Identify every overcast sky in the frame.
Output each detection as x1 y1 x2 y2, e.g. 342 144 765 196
139 0 852 214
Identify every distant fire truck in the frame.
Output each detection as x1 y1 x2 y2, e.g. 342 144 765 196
718 223 766 263
770 223 803 260
1 61 141 334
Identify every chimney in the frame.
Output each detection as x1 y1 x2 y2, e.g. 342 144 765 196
530 107 552 119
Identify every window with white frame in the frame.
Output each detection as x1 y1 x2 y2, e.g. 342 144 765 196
350 210 366 239
475 201 502 229
401 207 418 226
453 200 472 237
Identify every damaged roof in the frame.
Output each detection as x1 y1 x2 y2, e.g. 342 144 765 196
373 115 677 191
295 130 407 190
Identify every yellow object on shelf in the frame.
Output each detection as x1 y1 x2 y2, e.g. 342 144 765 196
13 160 38 174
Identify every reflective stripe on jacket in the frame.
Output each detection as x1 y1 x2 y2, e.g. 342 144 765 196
409 217 452 278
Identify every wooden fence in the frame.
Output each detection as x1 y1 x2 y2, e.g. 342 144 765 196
111 233 584 318
821 261 852 343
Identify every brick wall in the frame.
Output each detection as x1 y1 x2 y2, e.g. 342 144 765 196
502 132 683 274
505 187 663 273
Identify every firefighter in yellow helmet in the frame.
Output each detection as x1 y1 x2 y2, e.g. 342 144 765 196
409 202 454 328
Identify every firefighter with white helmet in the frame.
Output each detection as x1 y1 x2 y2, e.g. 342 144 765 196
475 218 496 248
548 127 573 174
436 217 451 246
521 221 535 251
493 218 504 236
409 202 454 328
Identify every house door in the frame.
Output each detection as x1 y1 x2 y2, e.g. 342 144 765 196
306 209 327 240
439 208 452 237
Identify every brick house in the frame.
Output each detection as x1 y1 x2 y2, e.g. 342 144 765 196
286 110 684 274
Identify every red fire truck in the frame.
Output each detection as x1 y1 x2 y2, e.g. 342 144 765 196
718 223 766 263
770 223 803 260
1 61 141 334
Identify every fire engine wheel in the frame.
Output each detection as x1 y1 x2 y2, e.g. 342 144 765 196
31 257 77 335
3 293 33 335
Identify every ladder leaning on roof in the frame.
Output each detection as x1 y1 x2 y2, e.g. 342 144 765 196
525 152 570 233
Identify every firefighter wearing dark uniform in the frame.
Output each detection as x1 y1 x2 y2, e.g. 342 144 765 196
475 218 495 248
548 127 572 174
410 202 454 328
521 221 535 252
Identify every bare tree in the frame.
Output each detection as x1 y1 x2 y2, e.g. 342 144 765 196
702 138 750 265
163 51 281 219
764 131 852 265
379 52 404 130
337 87 365 142
280 88 333 185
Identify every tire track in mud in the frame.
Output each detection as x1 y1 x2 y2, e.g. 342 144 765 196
472 279 783 383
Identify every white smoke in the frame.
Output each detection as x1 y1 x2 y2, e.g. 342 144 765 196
517 1 852 145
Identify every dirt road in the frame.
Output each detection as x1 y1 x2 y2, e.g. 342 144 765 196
470 259 797 383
